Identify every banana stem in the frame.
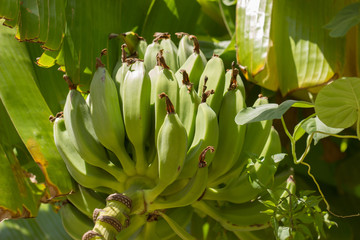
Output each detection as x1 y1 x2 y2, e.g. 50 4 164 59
191 201 269 232
102 163 128 183
114 147 137 177
134 145 149 176
84 190 146 240
157 211 196 240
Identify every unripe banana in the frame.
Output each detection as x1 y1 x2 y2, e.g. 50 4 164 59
240 95 273 159
67 184 106 219
177 70 201 147
224 62 246 98
153 51 180 147
208 66 246 185
146 51 180 179
179 80 219 179
60 203 94 240
176 32 207 67
62 87 128 183
149 146 214 211
145 93 187 203
54 117 125 193
175 35 206 90
203 126 281 203
197 55 225 114
89 59 136 176
158 33 179 72
119 31 145 57
144 40 162 72
176 32 194 66
210 95 273 186
114 44 130 100
159 178 190 197
122 60 151 175
136 38 148 60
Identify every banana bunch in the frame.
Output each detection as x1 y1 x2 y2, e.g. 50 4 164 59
53 32 289 240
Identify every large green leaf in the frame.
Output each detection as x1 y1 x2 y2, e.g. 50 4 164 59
0 204 71 240
26 42 68 114
0 24 73 198
315 77 360 129
0 0 19 22
17 0 40 41
0 100 45 221
63 0 154 90
236 0 347 95
1 0 65 51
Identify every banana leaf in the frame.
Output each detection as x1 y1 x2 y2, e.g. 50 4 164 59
0 204 71 240
0 24 73 206
235 0 354 95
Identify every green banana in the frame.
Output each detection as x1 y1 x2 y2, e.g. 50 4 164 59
176 32 207 68
239 96 273 160
136 37 148 60
54 117 125 192
158 33 179 72
89 58 136 176
223 62 246 98
146 50 180 179
146 62 162 169
192 200 271 232
210 95 273 186
144 40 162 72
203 126 281 204
114 44 130 99
159 178 190 197
122 60 151 175
177 70 201 147
66 184 106 219
112 41 127 80
153 52 180 147
63 85 128 182
145 93 187 203
149 146 214 210
197 55 225 114
175 35 206 90
208 67 246 184
119 31 148 60
60 202 94 240
179 81 219 179
176 32 193 67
